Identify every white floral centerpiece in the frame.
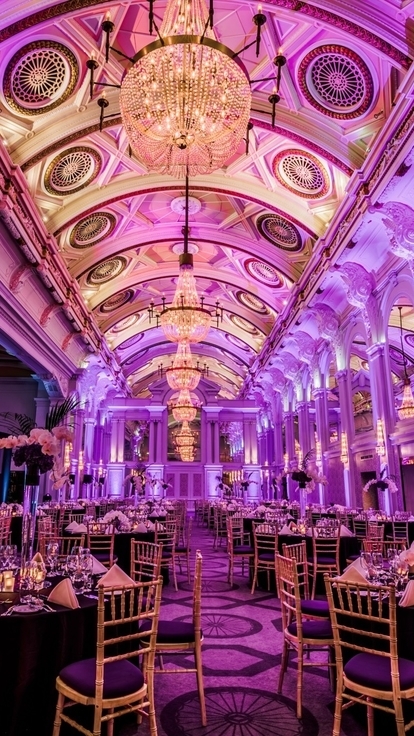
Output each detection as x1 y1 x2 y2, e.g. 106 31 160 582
102 509 131 531
363 476 398 494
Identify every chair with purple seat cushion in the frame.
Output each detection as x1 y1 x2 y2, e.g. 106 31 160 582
130 539 162 606
276 553 334 719
142 550 206 727
282 541 329 619
226 516 254 587
251 522 278 594
175 516 192 584
155 520 178 591
308 524 340 598
325 576 414 736
52 576 163 736
86 533 116 569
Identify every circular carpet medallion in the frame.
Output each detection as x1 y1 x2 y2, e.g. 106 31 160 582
161 687 319 736
179 579 239 594
175 612 263 638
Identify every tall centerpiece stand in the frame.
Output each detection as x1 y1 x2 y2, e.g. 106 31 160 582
21 464 40 570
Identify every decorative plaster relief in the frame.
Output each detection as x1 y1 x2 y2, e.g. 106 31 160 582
335 262 378 341
372 202 414 275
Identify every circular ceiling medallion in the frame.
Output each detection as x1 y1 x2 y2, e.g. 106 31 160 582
226 333 252 350
3 41 78 115
273 150 329 198
230 314 259 334
257 214 302 251
70 212 116 248
236 291 268 314
117 333 143 351
389 347 406 365
172 241 199 255
405 334 414 348
100 289 134 313
111 314 138 333
299 45 374 119
44 147 101 195
245 258 283 287
171 195 202 215
221 348 246 367
124 347 149 366
86 256 127 285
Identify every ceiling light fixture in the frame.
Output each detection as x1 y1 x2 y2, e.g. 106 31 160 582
159 341 208 391
397 305 414 420
169 389 201 423
88 0 287 172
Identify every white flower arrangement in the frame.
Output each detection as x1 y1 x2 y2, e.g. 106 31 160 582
363 477 398 494
102 509 131 530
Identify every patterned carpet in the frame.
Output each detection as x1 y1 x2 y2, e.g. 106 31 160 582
113 520 371 736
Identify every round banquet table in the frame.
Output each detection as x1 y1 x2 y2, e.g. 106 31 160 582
0 590 97 736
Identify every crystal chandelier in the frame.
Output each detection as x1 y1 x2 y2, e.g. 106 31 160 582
175 421 196 450
119 0 251 177
397 306 414 420
159 341 208 391
169 389 200 423
148 175 223 342
179 446 195 462
89 2 287 175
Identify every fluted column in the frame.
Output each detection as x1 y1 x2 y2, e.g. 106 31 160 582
116 414 125 462
72 407 85 499
336 369 355 507
296 400 311 456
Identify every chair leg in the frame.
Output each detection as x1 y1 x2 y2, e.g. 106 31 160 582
107 708 114 736
251 564 257 594
278 639 289 694
195 646 207 726
332 674 343 736
52 692 65 736
394 696 405 736
296 643 303 719
92 701 103 736
187 550 191 584
172 558 178 591
311 566 317 599
147 674 158 736
367 697 374 736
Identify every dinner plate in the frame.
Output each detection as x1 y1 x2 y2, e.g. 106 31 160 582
13 603 44 614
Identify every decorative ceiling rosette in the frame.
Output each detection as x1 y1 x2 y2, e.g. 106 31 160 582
257 214 302 252
235 291 268 314
44 147 102 195
226 333 252 350
110 315 138 333
3 40 78 115
244 258 283 287
298 45 374 119
86 257 127 285
229 314 259 335
70 212 116 248
116 333 143 352
272 149 329 198
100 289 134 313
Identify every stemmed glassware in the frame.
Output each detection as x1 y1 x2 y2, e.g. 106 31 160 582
46 542 60 577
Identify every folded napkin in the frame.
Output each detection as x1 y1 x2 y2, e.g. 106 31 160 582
98 564 134 589
48 578 80 609
399 580 414 607
409 516 414 522
337 567 367 585
279 524 293 535
246 513 256 519
340 525 354 537
146 521 155 531
31 552 45 564
65 521 80 531
157 511 167 518
91 555 108 574
134 522 148 533
344 557 367 576
77 523 88 533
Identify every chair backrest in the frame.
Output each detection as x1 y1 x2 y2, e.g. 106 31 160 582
182 516 193 548
87 533 114 566
193 550 203 636
324 575 398 678
0 515 12 543
96 577 163 695
130 540 162 582
367 521 385 541
275 554 302 633
69 513 85 525
87 521 108 534
38 516 57 534
84 505 97 519
39 534 85 557
226 516 244 547
352 518 368 540
253 522 278 555
282 541 309 598
155 521 176 553
392 520 408 541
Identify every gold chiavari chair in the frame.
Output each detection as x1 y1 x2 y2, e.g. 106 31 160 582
276 554 334 719
155 521 178 591
308 523 340 599
142 550 206 726
282 541 329 619
53 577 163 736
130 540 162 583
388 519 409 544
175 517 193 583
325 575 414 736
251 522 278 594
39 534 85 558
0 515 12 544
86 533 115 568
213 505 227 549
69 513 85 525
226 516 254 587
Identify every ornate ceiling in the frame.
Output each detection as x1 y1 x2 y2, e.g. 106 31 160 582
0 0 413 398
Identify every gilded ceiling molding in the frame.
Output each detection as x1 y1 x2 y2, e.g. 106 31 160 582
0 0 409 70
21 115 353 177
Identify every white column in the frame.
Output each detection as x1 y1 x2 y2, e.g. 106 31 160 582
336 369 355 507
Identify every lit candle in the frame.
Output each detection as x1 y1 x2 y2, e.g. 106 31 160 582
105 10 112 21
3 570 14 592
257 4 262 12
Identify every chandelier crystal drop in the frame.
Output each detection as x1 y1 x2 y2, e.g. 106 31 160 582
119 0 251 177
398 380 414 420
170 388 199 423
166 341 201 391
175 421 196 449
159 255 212 343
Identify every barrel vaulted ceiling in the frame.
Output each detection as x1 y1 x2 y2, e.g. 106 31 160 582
0 0 413 398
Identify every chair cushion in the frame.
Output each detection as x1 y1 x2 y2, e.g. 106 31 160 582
308 556 337 566
141 619 198 644
233 545 254 555
287 619 332 639
258 553 275 561
59 658 144 699
175 546 188 553
161 549 173 558
301 598 330 617
344 653 414 692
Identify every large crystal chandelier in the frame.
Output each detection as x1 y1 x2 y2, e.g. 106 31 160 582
148 175 222 342
159 341 208 391
397 306 414 420
175 421 196 450
119 0 251 177
169 389 200 423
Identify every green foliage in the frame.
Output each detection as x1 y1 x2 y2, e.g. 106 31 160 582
44 395 79 431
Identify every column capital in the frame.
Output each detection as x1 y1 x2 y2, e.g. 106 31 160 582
366 342 386 359
335 368 349 382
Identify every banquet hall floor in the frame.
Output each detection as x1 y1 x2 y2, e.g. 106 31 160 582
61 520 392 736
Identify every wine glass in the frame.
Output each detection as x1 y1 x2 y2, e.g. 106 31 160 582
30 559 47 607
66 554 80 581
46 542 60 577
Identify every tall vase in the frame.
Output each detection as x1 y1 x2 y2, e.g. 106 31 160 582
21 465 40 570
299 485 307 519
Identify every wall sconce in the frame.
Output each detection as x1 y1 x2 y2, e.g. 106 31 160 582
376 418 386 457
340 431 349 465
